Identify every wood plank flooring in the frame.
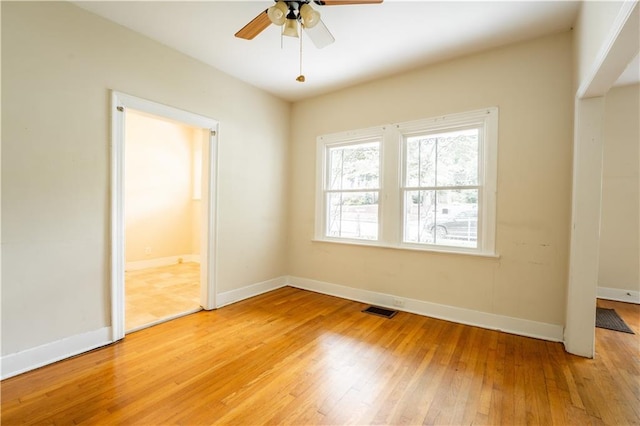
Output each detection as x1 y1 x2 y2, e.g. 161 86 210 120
125 262 201 331
2 288 638 425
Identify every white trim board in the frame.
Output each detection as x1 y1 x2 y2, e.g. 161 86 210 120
216 276 288 308
597 286 640 304
125 254 201 271
1 327 112 380
287 276 564 342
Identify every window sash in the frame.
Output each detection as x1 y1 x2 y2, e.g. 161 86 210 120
324 140 381 191
402 124 482 189
401 188 482 249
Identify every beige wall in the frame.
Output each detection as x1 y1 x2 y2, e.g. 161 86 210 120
1 2 290 355
289 32 574 326
125 110 202 263
599 83 640 292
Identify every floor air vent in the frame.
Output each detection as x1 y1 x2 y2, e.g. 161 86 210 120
362 306 398 319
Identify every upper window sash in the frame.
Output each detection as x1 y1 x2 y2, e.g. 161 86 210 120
324 139 382 192
401 124 482 189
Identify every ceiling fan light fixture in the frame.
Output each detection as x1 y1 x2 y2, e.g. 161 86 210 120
283 11 299 38
299 4 320 28
267 1 288 26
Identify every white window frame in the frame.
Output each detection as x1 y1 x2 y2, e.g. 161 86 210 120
315 107 498 257
315 127 385 245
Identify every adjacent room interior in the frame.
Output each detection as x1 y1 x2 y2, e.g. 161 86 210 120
123 109 205 332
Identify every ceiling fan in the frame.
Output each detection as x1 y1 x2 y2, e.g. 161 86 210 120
235 0 383 50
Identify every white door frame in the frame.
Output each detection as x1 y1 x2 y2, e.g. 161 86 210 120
110 91 219 342
564 2 639 357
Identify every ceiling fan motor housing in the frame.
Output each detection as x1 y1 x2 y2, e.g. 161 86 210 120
235 0 382 42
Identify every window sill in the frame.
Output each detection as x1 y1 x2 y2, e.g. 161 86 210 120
311 238 501 259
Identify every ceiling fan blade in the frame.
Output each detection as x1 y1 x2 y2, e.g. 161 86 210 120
235 10 271 40
304 19 335 49
314 0 383 5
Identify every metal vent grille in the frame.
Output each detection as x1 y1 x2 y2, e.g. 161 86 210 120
362 306 398 319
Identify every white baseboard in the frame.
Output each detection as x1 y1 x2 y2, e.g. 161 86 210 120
125 254 200 271
1 327 113 380
597 286 640 304
287 276 564 342
216 276 288 308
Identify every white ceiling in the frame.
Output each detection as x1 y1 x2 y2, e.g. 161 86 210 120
74 1 583 102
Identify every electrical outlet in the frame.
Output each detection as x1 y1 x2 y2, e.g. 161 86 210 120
392 298 405 308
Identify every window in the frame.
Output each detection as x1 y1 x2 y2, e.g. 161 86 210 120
316 108 498 256
403 127 480 249
325 140 380 240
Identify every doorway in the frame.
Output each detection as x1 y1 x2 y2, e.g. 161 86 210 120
111 92 219 341
565 1 638 357
124 109 206 332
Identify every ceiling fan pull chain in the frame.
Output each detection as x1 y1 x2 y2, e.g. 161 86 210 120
297 22 306 83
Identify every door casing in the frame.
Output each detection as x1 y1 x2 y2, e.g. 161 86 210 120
110 91 219 341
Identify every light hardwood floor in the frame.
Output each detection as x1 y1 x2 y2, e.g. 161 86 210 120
125 262 201 331
2 288 638 425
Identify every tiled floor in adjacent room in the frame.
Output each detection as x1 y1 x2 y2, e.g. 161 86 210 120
125 262 201 331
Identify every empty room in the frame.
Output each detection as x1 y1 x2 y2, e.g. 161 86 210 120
1 1 639 425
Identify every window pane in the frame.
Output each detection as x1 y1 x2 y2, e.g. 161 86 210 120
405 137 436 188
328 142 380 190
327 192 379 240
433 189 478 248
404 190 436 243
406 128 478 188
435 128 479 187
404 189 478 247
